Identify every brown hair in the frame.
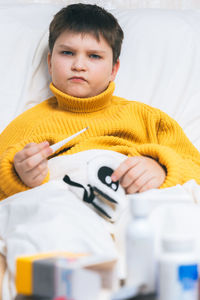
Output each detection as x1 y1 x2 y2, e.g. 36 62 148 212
48 3 124 64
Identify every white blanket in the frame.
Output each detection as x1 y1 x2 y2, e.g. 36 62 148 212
0 150 200 300
0 150 127 299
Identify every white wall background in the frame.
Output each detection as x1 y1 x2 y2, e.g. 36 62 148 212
1 0 200 9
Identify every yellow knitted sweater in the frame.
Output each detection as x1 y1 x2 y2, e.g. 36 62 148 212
0 81 200 200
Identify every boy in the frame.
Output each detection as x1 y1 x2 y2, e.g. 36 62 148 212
0 3 200 201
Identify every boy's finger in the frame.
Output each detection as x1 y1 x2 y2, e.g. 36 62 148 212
120 165 145 188
138 177 158 193
26 160 48 180
111 156 140 182
14 141 51 163
125 172 152 194
21 147 52 172
27 168 49 188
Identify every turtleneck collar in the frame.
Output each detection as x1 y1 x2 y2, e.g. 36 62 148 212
49 81 115 113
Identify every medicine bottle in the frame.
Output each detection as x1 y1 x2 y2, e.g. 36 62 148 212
126 196 156 294
158 234 198 300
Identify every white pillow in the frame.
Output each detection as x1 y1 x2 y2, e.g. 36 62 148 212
1 4 200 150
114 9 200 150
0 4 62 131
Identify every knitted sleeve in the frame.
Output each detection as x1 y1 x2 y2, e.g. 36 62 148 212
0 141 50 200
0 119 50 201
0 100 56 200
136 110 200 188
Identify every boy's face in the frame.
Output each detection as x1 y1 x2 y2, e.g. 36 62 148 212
48 31 119 98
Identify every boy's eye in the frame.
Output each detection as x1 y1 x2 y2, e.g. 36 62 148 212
62 51 73 56
89 54 101 59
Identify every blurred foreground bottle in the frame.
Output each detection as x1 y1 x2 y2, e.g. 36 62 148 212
126 196 156 295
158 234 198 300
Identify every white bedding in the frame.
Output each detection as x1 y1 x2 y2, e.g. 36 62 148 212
0 150 123 299
0 150 200 300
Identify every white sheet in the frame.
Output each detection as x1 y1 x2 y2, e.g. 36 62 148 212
0 150 127 299
0 150 200 300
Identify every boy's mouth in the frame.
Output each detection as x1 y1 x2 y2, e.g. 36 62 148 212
69 76 87 83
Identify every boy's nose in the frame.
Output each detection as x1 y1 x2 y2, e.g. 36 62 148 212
71 57 86 71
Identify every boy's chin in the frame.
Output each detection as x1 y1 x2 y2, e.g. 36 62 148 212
65 85 109 98
66 87 95 98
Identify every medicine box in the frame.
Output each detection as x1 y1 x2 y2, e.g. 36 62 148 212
16 252 117 300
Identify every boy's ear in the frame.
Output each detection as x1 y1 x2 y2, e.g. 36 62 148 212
110 59 120 81
47 52 52 76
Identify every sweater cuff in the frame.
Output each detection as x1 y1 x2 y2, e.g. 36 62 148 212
135 144 183 188
0 145 50 199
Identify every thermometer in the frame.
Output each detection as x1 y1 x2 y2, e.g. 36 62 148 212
50 126 89 153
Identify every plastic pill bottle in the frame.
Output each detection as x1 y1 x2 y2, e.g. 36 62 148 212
158 234 199 300
126 196 156 294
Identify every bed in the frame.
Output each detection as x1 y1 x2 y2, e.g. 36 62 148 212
1 2 200 299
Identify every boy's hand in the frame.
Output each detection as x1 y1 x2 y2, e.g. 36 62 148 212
111 156 166 194
14 141 53 188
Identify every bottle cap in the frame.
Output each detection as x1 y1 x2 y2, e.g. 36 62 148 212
128 195 150 217
162 234 195 253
